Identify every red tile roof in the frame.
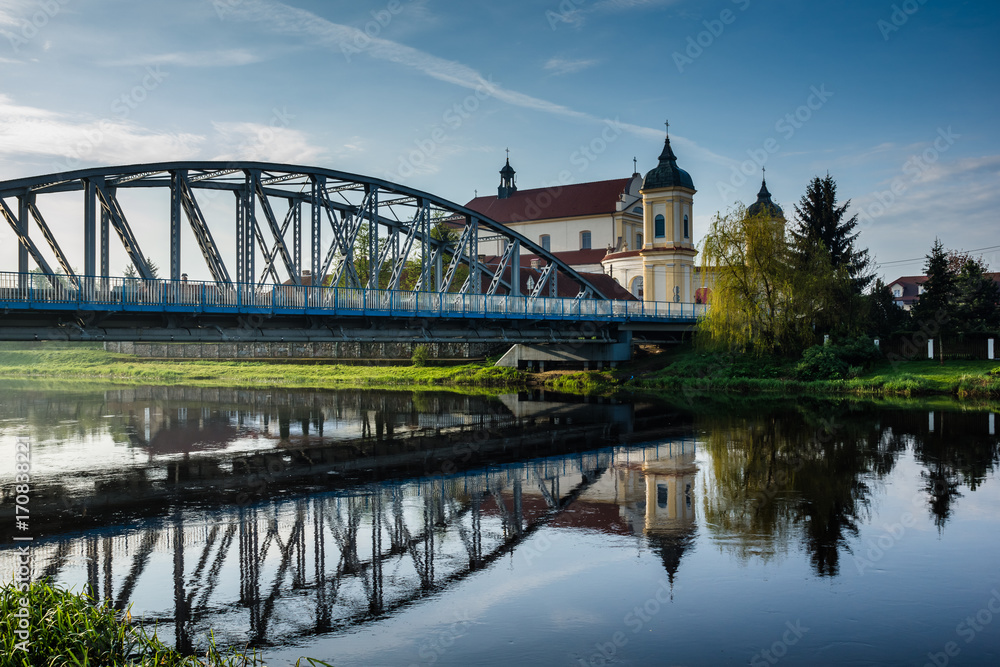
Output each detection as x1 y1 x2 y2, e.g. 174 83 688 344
888 273 1000 306
521 249 609 267
465 178 634 223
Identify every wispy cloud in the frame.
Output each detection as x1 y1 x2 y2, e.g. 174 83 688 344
227 1 730 166
0 95 203 167
0 0 32 27
551 0 679 29
103 49 262 68
211 120 326 163
544 57 599 75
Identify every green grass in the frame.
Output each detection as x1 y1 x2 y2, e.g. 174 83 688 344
622 347 1000 399
544 371 617 394
1 579 331 666
0 347 528 392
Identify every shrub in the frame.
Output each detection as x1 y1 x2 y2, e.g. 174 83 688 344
411 344 431 367
796 345 849 380
795 338 882 381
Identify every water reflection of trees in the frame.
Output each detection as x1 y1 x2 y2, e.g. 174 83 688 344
910 411 1000 529
700 402 997 577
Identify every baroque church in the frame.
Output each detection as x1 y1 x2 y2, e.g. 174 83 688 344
464 126 781 303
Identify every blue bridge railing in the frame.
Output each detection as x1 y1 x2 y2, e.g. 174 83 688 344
0 273 707 323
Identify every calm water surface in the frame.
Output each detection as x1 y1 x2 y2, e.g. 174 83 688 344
1 383 998 666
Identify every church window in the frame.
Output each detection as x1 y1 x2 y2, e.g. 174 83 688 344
684 215 690 238
632 206 642 214
636 232 643 248
654 214 665 238
630 276 643 299
540 234 550 252
580 231 591 250
657 484 669 509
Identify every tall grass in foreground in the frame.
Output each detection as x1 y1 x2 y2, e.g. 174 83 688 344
0 580 330 667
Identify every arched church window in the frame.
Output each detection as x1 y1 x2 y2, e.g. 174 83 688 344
654 214 665 238
580 231 591 250
684 215 689 238
630 276 643 299
540 234 550 252
635 232 643 248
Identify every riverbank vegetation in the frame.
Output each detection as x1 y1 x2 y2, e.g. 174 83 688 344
699 176 998 361
0 579 330 666
0 345 526 391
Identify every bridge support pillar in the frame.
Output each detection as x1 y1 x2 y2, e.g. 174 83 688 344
495 331 632 371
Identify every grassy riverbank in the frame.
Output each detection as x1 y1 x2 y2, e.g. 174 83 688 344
1 580 325 666
599 346 1000 398
1 343 998 399
0 346 526 391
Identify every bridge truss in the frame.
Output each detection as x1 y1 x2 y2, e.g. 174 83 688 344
0 163 704 342
0 162 602 298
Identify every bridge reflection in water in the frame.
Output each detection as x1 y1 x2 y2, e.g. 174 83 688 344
0 387 697 653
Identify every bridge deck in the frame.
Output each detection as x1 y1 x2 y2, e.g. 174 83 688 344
0 272 706 324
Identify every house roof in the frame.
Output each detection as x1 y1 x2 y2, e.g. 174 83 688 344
887 273 1000 305
465 177 634 223
476 254 636 300
521 248 610 267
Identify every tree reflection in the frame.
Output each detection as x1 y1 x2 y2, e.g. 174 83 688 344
701 402 908 577
909 411 1000 530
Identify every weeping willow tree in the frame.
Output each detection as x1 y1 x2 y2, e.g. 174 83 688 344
699 204 829 356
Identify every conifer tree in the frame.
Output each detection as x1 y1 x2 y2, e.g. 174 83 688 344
791 175 872 293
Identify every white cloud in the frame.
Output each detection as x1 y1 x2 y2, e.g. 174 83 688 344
103 49 263 68
0 0 33 27
229 1 730 167
0 95 204 169
544 57 599 76
211 121 326 164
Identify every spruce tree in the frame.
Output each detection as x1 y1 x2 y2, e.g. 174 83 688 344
791 175 872 293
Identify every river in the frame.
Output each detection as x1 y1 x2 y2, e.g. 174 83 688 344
1 382 998 666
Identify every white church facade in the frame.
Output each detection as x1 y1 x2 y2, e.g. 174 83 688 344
465 128 699 303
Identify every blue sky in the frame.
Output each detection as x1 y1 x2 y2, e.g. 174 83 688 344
1 0 998 279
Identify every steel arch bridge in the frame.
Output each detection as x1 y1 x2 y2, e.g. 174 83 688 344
0 162 703 343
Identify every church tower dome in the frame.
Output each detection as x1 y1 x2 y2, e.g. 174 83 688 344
639 121 697 304
747 172 784 219
498 150 517 199
642 127 695 191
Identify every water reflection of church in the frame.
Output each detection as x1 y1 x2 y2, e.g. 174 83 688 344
558 440 698 583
